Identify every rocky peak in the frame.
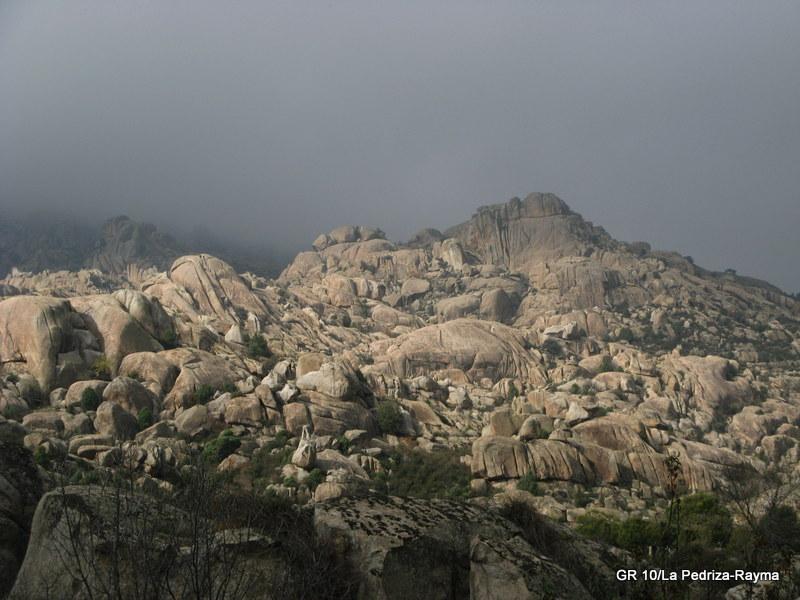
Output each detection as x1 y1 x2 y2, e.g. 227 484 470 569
476 192 573 219
445 193 615 273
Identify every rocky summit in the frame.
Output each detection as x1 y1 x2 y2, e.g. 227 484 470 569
1 193 799 599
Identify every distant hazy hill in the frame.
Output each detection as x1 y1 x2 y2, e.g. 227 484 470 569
0 215 97 277
0 214 285 278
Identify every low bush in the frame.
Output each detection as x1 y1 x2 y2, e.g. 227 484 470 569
577 492 734 565
516 472 540 495
541 338 563 357
376 400 404 435
202 430 241 464
306 468 324 491
221 382 241 397
192 384 216 405
137 407 154 430
90 356 112 380
575 512 621 547
246 334 270 358
33 445 51 468
723 361 739 381
572 488 592 508
335 434 352 454
264 429 291 451
80 387 102 412
597 355 619 373
617 327 635 342
248 445 293 485
160 328 178 349
372 448 470 500
2 403 27 421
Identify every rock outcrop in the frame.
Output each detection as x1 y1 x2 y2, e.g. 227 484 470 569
0 297 88 393
0 442 42 597
368 318 545 383
314 494 623 599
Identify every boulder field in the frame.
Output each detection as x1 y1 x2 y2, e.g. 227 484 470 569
1 193 798 597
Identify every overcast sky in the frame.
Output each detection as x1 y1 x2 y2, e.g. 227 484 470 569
1 1 798 291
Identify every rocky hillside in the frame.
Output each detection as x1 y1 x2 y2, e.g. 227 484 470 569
1 193 799 598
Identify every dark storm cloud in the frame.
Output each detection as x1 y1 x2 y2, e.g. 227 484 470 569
1 1 798 291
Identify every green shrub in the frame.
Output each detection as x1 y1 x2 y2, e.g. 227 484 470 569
758 505 800 559
598 355 618 373
335 435 352 454
160 328 178 349
723 361 738 381
710 412 729 434
90 356 112 380
80 387 101 412
541 338 563 357
516 472 540 495
577 493 732 563
246 334 270 358
679 493 733 548
248 446 293 485
617 327 635 342
616 517 660 558
3 403 26 422
376 448 470 500
5 372 19 384
376 400 404 435
137 407 153 430
192 384 216 405
306 468 324 491
202 430 241 464
15 378 43 405
264 429 291 451
505 381 519 403
283 476 298 488
576 512 623 547
572 488 592 508
33 446 50 468
221 382 241 397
